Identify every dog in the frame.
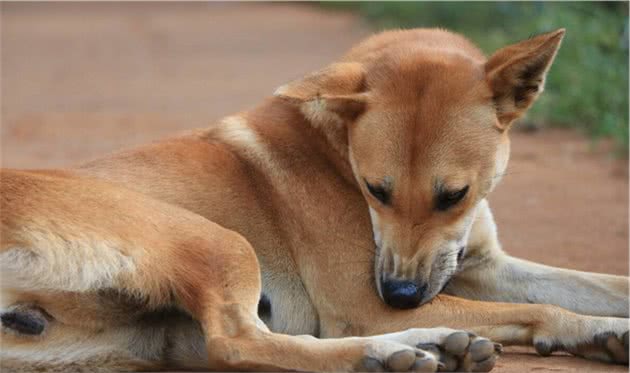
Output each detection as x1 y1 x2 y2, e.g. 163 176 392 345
1 28 628 372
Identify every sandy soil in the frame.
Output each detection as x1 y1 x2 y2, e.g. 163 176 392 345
1 3 628 372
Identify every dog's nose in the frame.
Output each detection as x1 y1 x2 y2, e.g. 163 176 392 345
380 279 426 309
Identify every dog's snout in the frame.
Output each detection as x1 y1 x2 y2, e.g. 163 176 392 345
380 278 427 309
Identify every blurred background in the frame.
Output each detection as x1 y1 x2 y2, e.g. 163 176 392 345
1 3 627 371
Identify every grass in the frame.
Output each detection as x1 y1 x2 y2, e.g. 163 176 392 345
321 2 629 156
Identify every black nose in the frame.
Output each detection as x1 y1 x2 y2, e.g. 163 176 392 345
381 279 426 309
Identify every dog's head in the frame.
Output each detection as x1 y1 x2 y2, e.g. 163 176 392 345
276 28 564 309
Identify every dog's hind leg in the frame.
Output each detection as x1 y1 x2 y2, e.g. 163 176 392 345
445 199 629 317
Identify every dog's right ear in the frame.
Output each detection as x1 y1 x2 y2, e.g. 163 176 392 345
274 62 367 125
486 29 565 129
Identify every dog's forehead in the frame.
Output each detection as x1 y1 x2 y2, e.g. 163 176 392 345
354 105 498 186
354 103 497 188
352 49 499 183
369 52 495 133
367 48 488 100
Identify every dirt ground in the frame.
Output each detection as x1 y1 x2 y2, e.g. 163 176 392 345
1 3 628 372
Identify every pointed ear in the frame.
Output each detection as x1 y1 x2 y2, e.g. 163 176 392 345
274 62 367 124
486 29 565 128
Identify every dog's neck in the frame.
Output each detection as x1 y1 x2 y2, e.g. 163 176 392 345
299 109 356 187
243 97 358 189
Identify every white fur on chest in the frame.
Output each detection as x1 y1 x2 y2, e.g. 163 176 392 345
260 268 319 336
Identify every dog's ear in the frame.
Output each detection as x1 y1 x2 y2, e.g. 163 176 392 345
274 62 367 124
486 29 565 129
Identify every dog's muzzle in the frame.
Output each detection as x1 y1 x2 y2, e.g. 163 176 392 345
379 278 427 309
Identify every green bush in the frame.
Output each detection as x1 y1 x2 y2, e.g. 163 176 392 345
322 2 629 155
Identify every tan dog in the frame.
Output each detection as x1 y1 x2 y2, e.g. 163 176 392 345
1 28 628 372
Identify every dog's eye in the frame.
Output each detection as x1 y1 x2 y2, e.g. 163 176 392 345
365 181 390 205
435 185 469 211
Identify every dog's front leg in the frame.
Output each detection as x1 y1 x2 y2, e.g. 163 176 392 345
447 253 629 317
445 200 629 317
329 294 628 365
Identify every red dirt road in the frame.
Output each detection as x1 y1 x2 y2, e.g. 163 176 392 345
1 3 628 372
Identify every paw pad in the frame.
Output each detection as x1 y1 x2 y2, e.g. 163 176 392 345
418 332 500 372
443 331 469 356
387 350 416 371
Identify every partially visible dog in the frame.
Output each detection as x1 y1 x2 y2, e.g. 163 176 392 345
1 28 628 372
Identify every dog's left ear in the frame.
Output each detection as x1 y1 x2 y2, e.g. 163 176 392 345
274 62 368 125
486 29 565 129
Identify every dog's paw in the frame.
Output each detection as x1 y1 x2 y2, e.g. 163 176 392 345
356 349 439 372
357 344 441 372
417 331 501 372
534 319 629 365
360 328 501 372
